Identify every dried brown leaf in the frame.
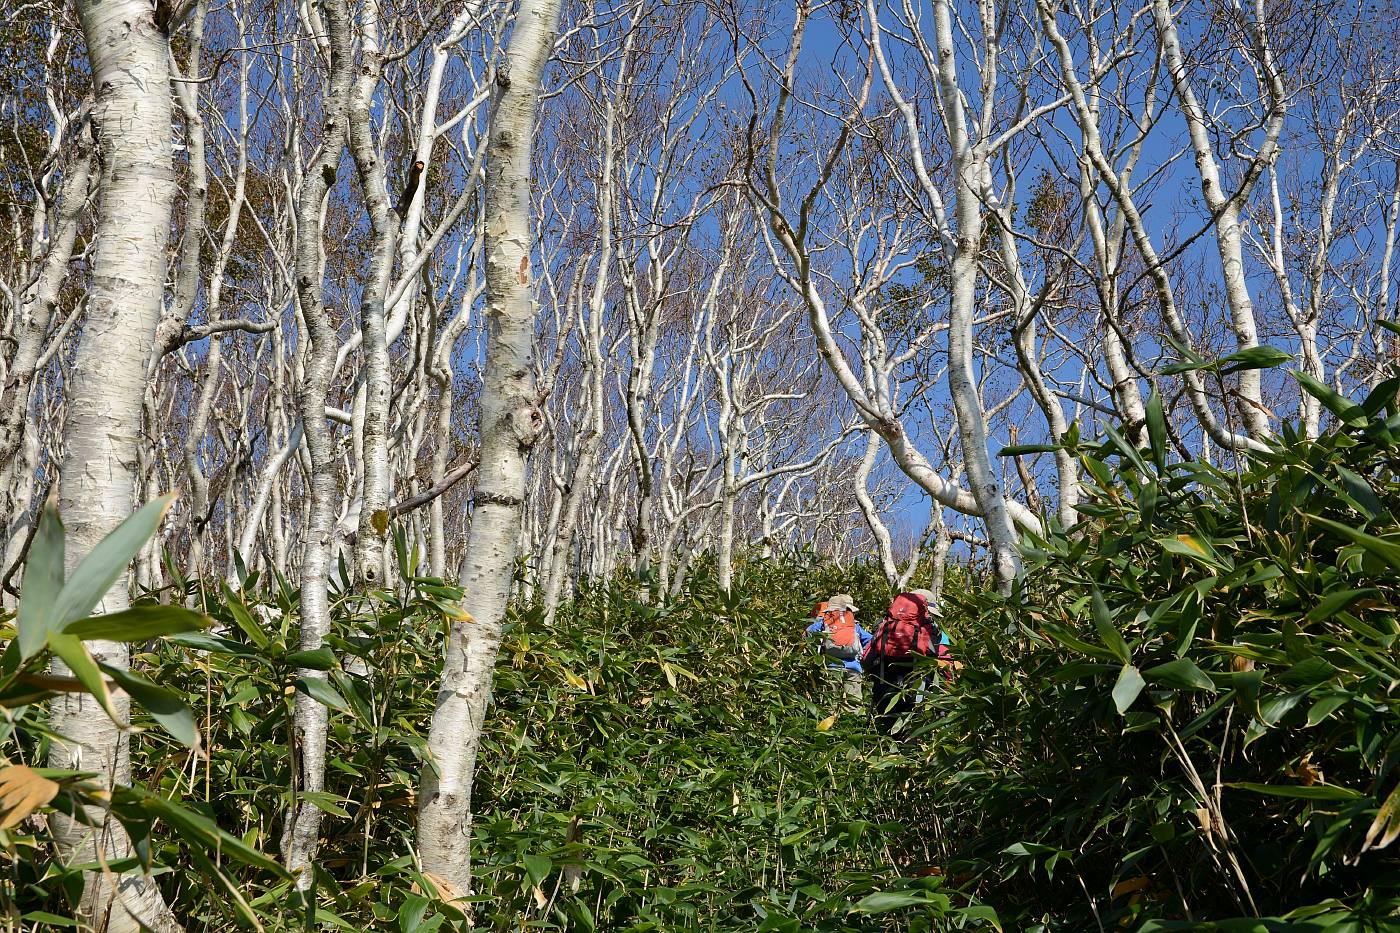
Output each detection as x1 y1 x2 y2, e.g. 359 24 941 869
0 764 60 829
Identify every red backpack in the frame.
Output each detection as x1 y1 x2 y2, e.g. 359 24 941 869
862 592 942 663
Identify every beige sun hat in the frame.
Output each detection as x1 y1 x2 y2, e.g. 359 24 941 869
827 593 859 612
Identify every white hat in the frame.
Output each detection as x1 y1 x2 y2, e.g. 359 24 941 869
827 593 858 612
910 589 942 615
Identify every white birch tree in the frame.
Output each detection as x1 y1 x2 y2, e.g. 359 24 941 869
418 0 563 893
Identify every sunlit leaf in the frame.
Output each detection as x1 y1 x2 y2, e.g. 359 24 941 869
1294 371 1366 427
1143 659 1216 692
1226 781 1362 801
51 496 174 627
1092 588 1130 663
64 604 208 642
1113 664 1146 714
1305 515 1400 571
1363 781 1400 852
0 764 60 829
101 663 199 749
1220 345 1292 374
47 633 118 723
295 676 349 712
852 891 937 913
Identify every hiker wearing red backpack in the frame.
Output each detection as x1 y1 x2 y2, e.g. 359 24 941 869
862 589 953 735
804 594 873 703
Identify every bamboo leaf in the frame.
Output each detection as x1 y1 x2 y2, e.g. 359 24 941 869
1092 588 1130 663
51 496 174 627
1361 374 1400 417
1294 372 1366 426
1145 390 1168 469
101 663 199 749
852 891 937 913
47 633 118 723
1305 515 1400 571
17 500 65 659
1160 359 1212 376
124 786 288 876
1220 345 1292 374
1143 658 1216 692
1159 534 1228 570
1226 781 1362 801
64 604 208 642
523 853 552 886
1306 588 1380 623
295 676 349 712
1334 465 1382 519
221 583 268 648
1113 664 1146 714
286 647 339 671
1363 781 1400 852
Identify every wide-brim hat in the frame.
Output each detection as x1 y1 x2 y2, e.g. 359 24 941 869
909 589 942 615
827 593 858 612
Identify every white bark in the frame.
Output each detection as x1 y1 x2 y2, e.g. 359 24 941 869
0 123 92 473
418 0 562 893
1152 0 1286 440
348 0 398 584
854 430 899 586
283 0 355 887
1035 0 1267 454
49 0 181 929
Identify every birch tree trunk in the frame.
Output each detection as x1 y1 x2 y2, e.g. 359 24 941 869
1035 0 1265 454
0 127 91 474
348 0 398 584
1152 0 1285 440
48 1 181 929
541 47 622 622
854 430 899 586
932 0 1021 594
418 0 562 893
283 0 355 887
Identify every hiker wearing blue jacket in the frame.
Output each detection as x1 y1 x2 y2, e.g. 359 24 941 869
805 594 872 703
804 619 874 672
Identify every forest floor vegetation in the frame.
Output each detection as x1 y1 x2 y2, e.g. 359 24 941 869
5 381 1400 930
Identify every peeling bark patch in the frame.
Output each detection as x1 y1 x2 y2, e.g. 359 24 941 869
517 255 529 285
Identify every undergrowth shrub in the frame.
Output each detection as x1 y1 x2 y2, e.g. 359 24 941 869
20 373 1400 932
915 384 1400 931
27 544 989 931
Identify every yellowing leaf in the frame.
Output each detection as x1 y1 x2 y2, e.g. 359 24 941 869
816 714 837 731
1363 781 1400 853
563 671 587 690
1176 535 1207 556
0 764 60 829
1111 876 1150 899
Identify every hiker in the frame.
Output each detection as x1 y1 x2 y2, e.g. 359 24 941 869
862 588 952 736
804 594 872 703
